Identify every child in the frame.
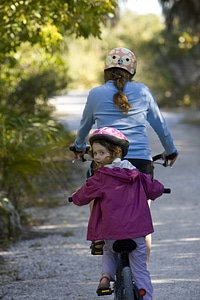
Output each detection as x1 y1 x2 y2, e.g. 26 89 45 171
71 127 165 300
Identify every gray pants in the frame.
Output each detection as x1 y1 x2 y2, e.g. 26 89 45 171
102 237 153 300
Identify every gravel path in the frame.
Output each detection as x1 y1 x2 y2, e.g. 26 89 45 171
0 110 200 300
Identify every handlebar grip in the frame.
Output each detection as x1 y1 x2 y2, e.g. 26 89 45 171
69 145 90 153
68 196 73 202
152 153 168 167
152 154 163 161
69 145 81 153
69 145 90 162
163 188 171 194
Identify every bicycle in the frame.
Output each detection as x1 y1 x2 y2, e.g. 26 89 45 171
68 148 171 300
108 239 146 299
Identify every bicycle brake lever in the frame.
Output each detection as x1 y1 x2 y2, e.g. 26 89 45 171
163 159 169 167
81 155 87 162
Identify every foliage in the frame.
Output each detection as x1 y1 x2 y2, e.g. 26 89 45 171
0 195 21 247
0 0 118 59
0 42 70 116
151 27 200 107
64 35 104 89
0 107 75 210
159 0 200 34
157 0 200 107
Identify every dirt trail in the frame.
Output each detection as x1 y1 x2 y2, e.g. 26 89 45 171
0 110 200 300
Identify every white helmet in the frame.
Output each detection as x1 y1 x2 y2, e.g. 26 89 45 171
104 47 137 75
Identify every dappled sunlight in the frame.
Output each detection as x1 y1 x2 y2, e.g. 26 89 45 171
152 278 200 284
152 237 200 247
1 242 91 257
172 252 197 259
178 237 200 242
32 221 88 230
47 243 90 256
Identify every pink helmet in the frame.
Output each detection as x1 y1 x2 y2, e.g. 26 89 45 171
89 127 129 157
104 47 137 75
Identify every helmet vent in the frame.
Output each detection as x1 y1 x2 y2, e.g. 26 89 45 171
118 59 123 65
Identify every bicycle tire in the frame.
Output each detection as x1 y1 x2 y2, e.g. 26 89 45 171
114 259 124 300
122 266 134 300
114 285 124 300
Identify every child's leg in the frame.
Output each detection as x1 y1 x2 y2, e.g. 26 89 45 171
101 240 118 280
129 237 153 300
89 200 94 212
96 240 117 295
146 233 151 266
146 200 152 265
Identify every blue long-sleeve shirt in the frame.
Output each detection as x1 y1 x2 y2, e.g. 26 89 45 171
74 80 177 160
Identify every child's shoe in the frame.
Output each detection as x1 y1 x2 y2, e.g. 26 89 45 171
90 240 105 255
96 275 112 296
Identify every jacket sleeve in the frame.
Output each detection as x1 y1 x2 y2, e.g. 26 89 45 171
72 173 102 206
74 92 95 151
140 173 164 200
146 88 178 156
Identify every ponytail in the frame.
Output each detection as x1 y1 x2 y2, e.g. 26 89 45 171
104 68 133 114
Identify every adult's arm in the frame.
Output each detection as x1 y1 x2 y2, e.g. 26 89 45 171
74 93 95 151
146 88 178 156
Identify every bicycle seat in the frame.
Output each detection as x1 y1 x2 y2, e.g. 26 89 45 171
113 239 137 253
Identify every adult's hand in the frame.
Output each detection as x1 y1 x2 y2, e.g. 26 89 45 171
69 145 87 161
162 152 179 167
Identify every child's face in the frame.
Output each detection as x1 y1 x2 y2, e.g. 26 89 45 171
92 142 111 167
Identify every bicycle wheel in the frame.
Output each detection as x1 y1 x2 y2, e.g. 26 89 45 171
114 260 124 300
114 284 124 300
122 266 134 300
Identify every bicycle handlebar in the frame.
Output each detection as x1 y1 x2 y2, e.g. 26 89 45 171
152 154 171 192
70 147 175 167
69 149 171 193
163 188 171 193
68 196 73 202
69 145 90 153
152 154 163 161
152 152 178 167
152 153 168 167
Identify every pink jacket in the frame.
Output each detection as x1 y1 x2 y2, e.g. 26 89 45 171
72 167 164 241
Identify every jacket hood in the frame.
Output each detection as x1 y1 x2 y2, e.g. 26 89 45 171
96 167 139 184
